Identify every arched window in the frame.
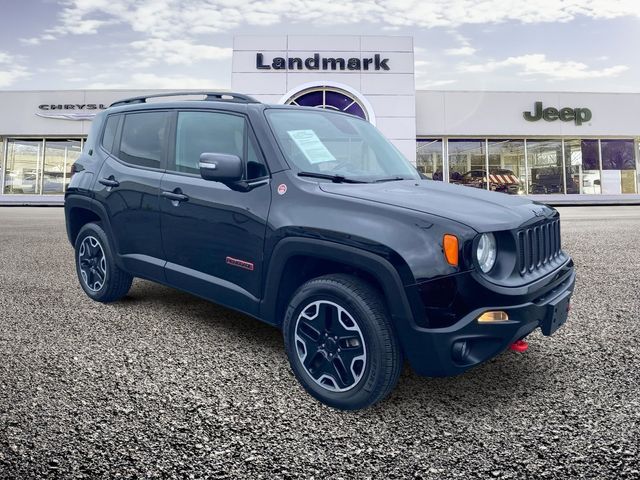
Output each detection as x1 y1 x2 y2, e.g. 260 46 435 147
285 87 368 120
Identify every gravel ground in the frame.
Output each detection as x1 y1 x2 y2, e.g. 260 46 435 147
0 206 638 479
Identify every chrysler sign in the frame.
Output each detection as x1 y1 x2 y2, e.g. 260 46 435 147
37 103 107 121
256 52 390 71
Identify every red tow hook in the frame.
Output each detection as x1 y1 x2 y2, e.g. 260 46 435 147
509 339 529 352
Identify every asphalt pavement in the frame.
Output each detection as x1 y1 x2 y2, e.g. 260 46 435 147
0 206 638 479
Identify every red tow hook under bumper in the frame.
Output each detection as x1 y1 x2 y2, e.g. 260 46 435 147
509 339 529 352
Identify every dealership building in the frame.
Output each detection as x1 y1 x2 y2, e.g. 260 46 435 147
1 35 639 205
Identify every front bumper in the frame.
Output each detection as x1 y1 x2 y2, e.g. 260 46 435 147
399 259 576 377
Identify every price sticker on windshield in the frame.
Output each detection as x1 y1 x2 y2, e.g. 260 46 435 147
287 129 336 164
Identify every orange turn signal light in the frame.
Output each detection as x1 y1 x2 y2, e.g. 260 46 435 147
477 311 509 322
443 234 459 267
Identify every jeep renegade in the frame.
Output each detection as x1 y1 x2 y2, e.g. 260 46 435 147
65 92 576 410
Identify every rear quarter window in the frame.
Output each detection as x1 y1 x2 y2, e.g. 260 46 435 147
101 115 119 153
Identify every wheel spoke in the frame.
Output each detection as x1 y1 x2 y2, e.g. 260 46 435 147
87 238 98 257
297 318 321 343
318 302 337 332
321 304 358 339
312 356 341 387
93 267 105 285
336 346 365 376
302 349 325 376
86 267 96 288
330 356 356 389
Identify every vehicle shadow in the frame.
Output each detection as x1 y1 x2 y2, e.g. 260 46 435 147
120 279 283 345
120 280 557 416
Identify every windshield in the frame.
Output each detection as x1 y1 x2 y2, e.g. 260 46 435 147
266 109 420 182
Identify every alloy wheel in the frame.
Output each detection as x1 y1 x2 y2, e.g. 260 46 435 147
78 235 107 292
294 300 367 392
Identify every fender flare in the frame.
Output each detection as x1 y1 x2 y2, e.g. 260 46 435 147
260 237 415 329
64 195 124 269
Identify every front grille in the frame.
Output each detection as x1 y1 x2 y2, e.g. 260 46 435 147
517 219 561 275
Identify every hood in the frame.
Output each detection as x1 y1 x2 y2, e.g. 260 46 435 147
319 180 555 232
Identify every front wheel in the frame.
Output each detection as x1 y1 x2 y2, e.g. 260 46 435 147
283 274 402 410
74 222 133 302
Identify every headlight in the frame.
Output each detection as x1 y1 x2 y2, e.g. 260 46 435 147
476 233 497 273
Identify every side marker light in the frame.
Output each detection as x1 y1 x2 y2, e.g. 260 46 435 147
443 234 459 267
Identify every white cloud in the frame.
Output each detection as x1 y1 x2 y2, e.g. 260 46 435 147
0 67 30 88
43 0 640 40
130 38 232 66
444 31 476 56
445 46 477 56
416 79 457 88
459 54 629 80
0 52 30 87
57 57 76 66
87 72 220 89
20 37 41 46
20 0 637 75
414 59 432 77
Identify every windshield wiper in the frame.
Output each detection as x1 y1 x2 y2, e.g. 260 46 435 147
373 176 408 183
297 171 367 184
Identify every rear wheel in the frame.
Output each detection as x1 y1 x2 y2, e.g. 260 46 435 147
283 274 402 410
74 222 132 302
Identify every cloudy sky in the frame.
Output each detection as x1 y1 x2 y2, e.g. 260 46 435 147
1 0 639 91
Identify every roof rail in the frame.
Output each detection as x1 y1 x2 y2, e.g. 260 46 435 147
109 91 260 107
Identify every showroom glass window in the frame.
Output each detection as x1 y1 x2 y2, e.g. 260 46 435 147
416 139 443 180
3 139 42 195
600 140 636 194
487 140 525 195
526 140 564 194
118 112 169 169
447 139 486 188
43 139 82 194
564 139 600 195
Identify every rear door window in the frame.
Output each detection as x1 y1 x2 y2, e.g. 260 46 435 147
117 112 170 169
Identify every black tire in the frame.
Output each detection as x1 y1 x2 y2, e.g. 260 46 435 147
283 274 402 410
74 222 133 303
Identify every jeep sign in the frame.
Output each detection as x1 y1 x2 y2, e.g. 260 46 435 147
523 101 592 126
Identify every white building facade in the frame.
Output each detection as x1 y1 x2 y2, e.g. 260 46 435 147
1 35 639 204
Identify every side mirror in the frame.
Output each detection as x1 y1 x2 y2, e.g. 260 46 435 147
199 152 243 183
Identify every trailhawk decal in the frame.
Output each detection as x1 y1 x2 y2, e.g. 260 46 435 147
225 256 254 271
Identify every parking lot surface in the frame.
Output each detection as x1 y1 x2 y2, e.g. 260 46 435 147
1 206 638 479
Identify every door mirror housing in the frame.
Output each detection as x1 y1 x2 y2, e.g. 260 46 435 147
199 153 243 183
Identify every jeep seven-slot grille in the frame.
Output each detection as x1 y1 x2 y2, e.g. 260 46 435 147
516 219 561 275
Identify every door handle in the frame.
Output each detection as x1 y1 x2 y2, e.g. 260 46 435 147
161 191 189 203
98 177 120 188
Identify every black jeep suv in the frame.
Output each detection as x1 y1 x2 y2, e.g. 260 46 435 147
65 92 575 410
